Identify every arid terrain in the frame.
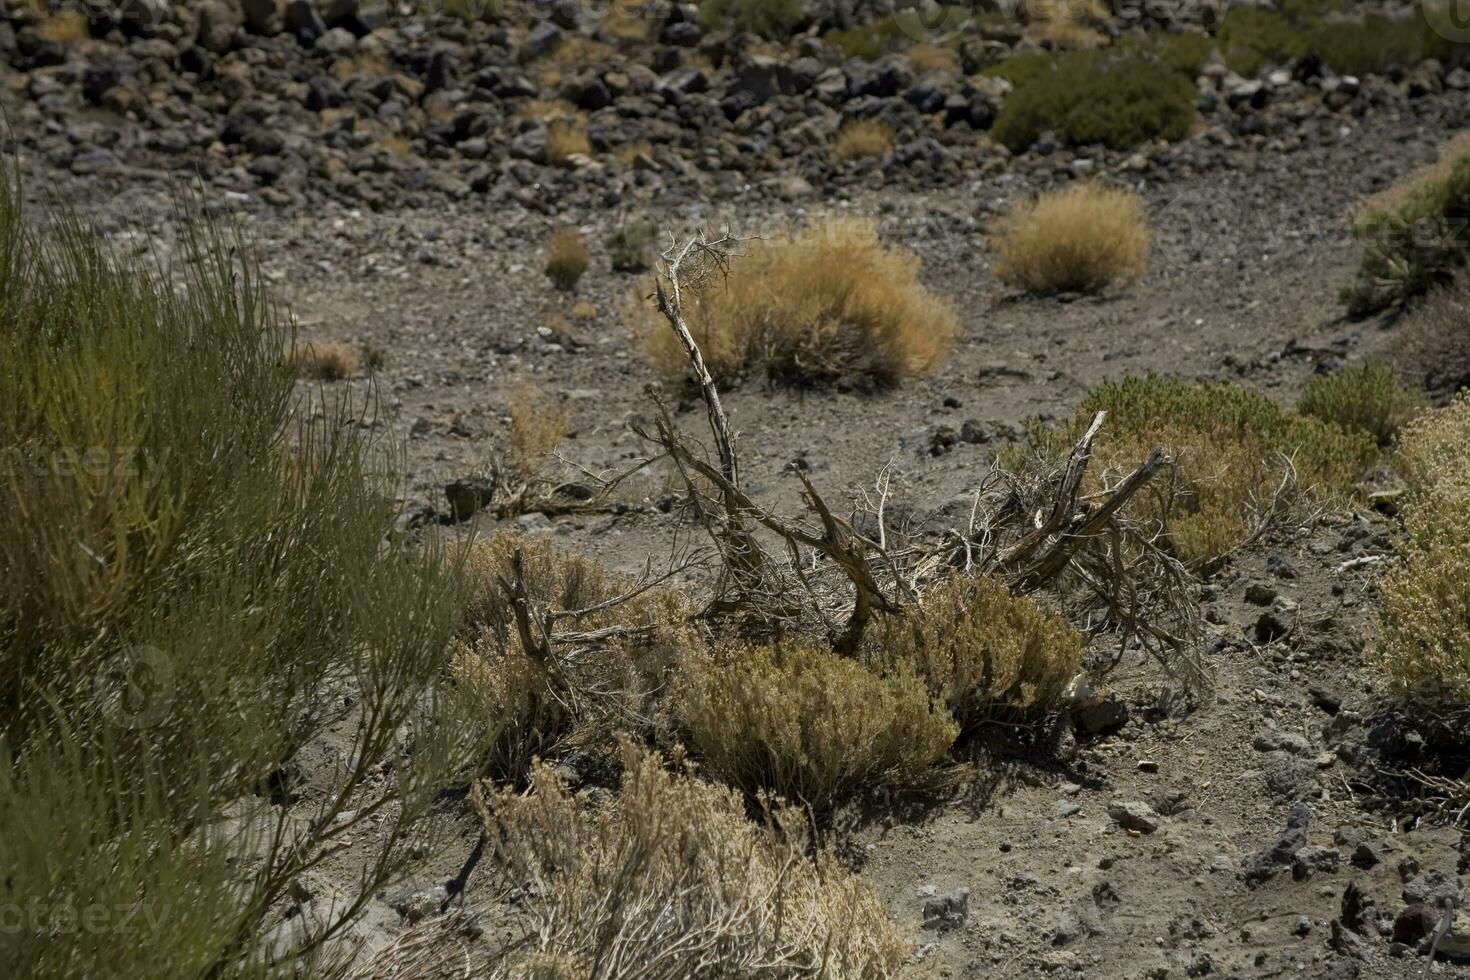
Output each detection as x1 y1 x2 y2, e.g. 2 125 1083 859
4 0 1470 978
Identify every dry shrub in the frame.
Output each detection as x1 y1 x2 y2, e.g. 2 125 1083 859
1375 395 1470 705
993 183 1151 295
546 117 591 165
1388 279 1470 401
544 226 589 292
904 42 958 74
35 11 89 44
1013 375 1378 565
873 574 1083 733
455 532 693 782
1297 362 1427 446
640 218 959 387
479 742 913 979
830 119 895 165
507 379 569 480
672 641 956 812
1025 0 1108 49
287 339 360 380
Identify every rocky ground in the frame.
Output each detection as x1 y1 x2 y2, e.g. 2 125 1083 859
6 0 1470 977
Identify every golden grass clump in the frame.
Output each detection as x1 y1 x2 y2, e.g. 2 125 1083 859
830 119 896 165
873 573 1083 733
479 741 914 978
545 116 592 165
993 183 1151 295
455 532 693 782
287 339 360 380
507 379 569 480
904 42 959 74
1296 362 1427 446
34 10 90 44
544 226 589 292
1025 0 1109 49
1374 394 1470 705
672 641 957 812
641 218 959 387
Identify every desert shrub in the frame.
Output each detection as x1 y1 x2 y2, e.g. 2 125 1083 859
831 118 895 165
1390 278 1470 401
1374 395 1470 704
1343 137 1470 316
992 183 1151 294
1218 7 1308 76
640 217 958 387
1117 29 1213 77
872 574 1083 733
33 10 90 43
1012 375 1377 564
671 641 957 811
1308 14 1431 76
606 213 659 272
1025 0 1108 50
287 338 360 380
991 50 1196 152
480 742 914 978
544 225 589 291
1297 362 1427 446
825 6 971 61
905 42 959 74
981 49 1058 88
697 0 804 39
545 116 590 164
437 0 500 21
0 168 476 976
455 531 692 783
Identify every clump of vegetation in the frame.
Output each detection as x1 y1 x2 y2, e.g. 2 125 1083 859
544 225 589 291
873 574 1083 734
507 378 569 480
1220 5 1468 77
991 50 1196 152
992 183 1152 295
1217 7 1308 77
455 532 691 783
545 116 591 165
906 41 959 74
480 742 915 977
672 641 957 812
696 0 805 39
33 9 90 43
1374 395 1470 705
1116 29 1213 77
606 213 659 272
1024 0 1108 50
1297 362 1426 446
0 168 478 976
825 5 971 61
438 0 499 21
1013 375 1377 564
1342 135 1470 316
640 217 959 387
287 338 361 380
830 118 895 165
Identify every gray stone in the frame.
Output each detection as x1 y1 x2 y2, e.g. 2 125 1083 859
195 0 243 53
921 887 970 931
1107 800 1159 834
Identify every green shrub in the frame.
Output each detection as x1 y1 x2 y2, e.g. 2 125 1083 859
1116 29 1213 77
672 641 957 812
1010 375 1377 564
697 0 804 39
1374 395 1470 704
606 213 658 272
872 574 1083 734
1297 362 1427 446
1218 7 1308 76
1343 147 1470 316
824 6 971 61
0 167 479 976
1307 14 1433 76
981 49 1057 88
991 50 1196 153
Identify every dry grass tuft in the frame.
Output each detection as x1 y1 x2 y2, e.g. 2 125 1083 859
1375 395 1470 705
287 339 360 380
640 218 958 387
1025 0 1108 49
546 117 592 165
993 183 1151 295
478 741 915 978
1352 133 1470 225
507 379 569 480
672 640 957 812
544 226 590 292
873 573 1083 733
830 119 895 165
905 42 959 74
34 11 89 44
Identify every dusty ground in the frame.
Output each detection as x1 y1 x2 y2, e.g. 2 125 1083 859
9 21 1470 979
